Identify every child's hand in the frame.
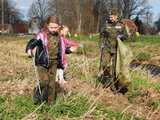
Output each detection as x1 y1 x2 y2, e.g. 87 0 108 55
27 49 33 57
70 46 77 52
79 44 84 48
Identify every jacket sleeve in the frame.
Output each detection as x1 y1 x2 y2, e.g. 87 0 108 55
28 32 44 50
64 38 79 46
28 39 42 50
65 46 72 54
25 39 36 53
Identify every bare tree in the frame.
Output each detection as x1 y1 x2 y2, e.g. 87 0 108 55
120 0 150 19
0 0 22 24
55 0 78 32
80 0 97 33
93 0 110 32
155 15 160 32
93 0 150 19
32 0 150 33
93 0 151 32
48 0 56 16
28 0 53 27
142 8 153 25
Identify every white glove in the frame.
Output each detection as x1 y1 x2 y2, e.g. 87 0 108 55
79 44 84 48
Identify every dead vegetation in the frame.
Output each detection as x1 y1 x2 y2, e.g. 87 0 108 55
0 35 160 119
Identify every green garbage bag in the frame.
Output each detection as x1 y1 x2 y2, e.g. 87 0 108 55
116 39 133 85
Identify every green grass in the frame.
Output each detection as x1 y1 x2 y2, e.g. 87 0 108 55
136 52 151 61
68 34 160 44
127 70 160 103
48 93 90 118
0 96 36 120
1 35 160 119
124 35 160 45
91 104 144 120
127 77 148 102
68 33 99 42
139 35 160 44
129 70 160 91
147 100 160 109
124 35 160 58
0 94 144 120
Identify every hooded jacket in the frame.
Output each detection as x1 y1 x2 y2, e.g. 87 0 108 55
27 32 78 69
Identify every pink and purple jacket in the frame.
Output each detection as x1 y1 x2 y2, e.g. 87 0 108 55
60 36 78 67
34 31 78 67
35 31 50 59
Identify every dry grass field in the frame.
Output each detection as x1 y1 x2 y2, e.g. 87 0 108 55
0 35 160 120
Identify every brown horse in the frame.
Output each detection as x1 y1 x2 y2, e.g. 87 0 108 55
122 19 137 32
121 19 138 41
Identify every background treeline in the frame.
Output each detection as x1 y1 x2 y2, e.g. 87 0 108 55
1 0 160 34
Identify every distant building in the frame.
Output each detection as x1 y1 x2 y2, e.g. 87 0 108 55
12 22 28 33
28 17 40 34
0 24 13 33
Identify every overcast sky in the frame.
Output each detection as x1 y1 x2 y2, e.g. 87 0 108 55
13 0 33 20
148 0 160 19
13 0 160 21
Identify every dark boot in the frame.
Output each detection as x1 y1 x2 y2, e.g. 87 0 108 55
41 85 49 102
110 81 128 95
98 74 112 88
33 86 42 104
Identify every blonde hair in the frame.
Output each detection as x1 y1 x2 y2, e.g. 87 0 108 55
59 25 70 37
59 25 69 31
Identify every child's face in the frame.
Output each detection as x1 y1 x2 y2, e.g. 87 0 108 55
47 23 59 32
61 28 69 36
109 15 118 22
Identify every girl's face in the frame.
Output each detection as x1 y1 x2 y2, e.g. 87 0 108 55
47 23 59 32
60 27 69 36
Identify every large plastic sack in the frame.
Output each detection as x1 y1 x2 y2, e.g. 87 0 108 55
116 39 133 85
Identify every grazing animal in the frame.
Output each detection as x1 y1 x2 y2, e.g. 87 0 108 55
121 19 138 41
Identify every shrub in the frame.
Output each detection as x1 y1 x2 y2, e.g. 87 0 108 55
136 52 151 61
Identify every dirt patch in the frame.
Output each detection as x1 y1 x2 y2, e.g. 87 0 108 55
1 36 160 119
150 56 160 66
0 80 33 96
65 79 160 119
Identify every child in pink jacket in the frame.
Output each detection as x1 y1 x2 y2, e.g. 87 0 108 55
56 26 79 84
